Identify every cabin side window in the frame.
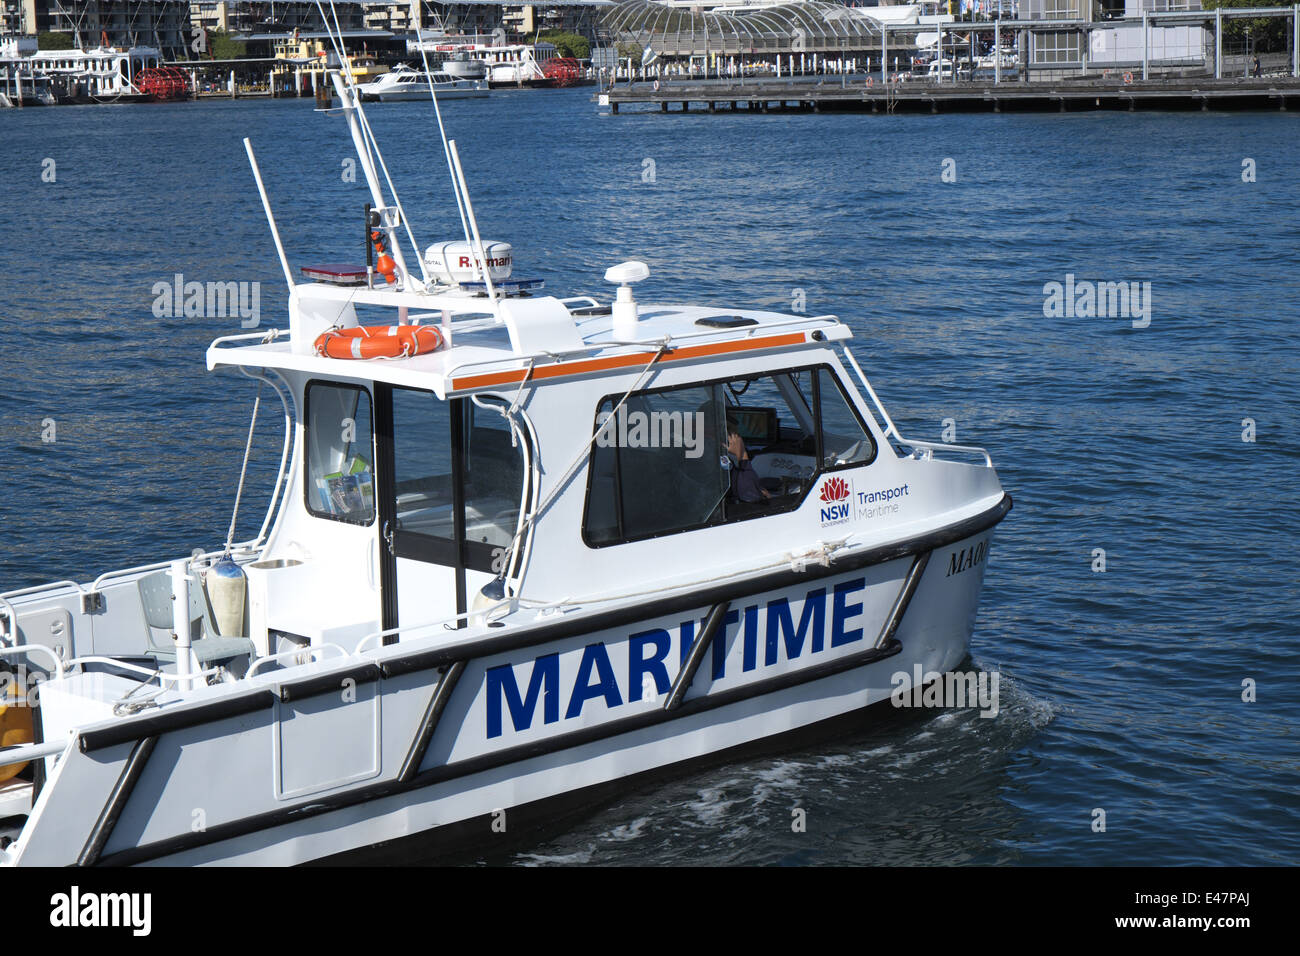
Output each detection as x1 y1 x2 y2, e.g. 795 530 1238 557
388 388 525 572
582 364 877 547
304 381 376 525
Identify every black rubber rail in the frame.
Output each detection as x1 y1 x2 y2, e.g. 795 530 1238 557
664 602 731 711
398 661 465 783
76 735 157 867
79 690 277 754
277 662 382 703
876 551 931 650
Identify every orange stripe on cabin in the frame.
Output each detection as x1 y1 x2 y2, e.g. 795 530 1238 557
449 332 809 393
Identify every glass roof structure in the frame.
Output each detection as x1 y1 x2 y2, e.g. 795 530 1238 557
602 1 884 56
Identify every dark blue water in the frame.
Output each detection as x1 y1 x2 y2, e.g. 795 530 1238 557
2 90 1297 865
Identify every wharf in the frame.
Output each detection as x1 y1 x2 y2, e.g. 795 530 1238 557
600 76 1300 114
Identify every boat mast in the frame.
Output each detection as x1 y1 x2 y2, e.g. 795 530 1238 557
316 1 425 290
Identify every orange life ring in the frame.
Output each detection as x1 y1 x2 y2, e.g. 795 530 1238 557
1123 71 1134 85
866 75 874 88
314 325 444 360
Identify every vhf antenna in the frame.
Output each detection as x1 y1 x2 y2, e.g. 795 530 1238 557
314 0 429 289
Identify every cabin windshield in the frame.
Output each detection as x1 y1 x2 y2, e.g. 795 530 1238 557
583 364 876 546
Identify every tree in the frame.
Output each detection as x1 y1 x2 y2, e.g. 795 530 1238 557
208 29 247 61
1202 0 1288 51
530 30 591 60
38 31 75 51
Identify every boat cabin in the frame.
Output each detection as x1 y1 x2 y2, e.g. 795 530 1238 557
201 257 900 663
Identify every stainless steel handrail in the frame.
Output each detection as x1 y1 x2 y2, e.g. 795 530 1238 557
0 740 68 769
444 313 843 384
842 345 993 467
247 644 347 678
0 642 65 679
62 656 218 684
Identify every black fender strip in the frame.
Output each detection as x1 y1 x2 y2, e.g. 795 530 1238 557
80 496 1010 754
277 662 382 703
877 551 930 649
79 690 277 754
397 661 465 783
76 735 157 867
664 601 731 711
98 638 905 867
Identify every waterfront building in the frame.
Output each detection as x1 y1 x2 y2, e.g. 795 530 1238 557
602 1 887 77
187 2 611 44
1087 0 1212 74
190 1 369 38
1 2 26 34
362 1 421 33
18 0 191 60
1019 0 1211 79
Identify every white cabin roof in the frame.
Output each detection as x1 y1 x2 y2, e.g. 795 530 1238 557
208 282 851 398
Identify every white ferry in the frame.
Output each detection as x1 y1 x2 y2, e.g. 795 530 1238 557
357 64 489 102
0 48 1010 866
409 30 565 87
23 44 162 102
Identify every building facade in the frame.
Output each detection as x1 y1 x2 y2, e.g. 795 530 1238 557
20 0 191 59
190 1 369 37
1020 0 1209 78
1088 0 1210 72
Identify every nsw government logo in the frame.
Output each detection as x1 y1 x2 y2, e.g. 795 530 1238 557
818 475 852 527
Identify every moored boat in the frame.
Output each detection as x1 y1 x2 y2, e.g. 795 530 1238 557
357 63 489 102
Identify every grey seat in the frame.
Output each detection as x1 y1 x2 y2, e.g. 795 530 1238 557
137 570 254 667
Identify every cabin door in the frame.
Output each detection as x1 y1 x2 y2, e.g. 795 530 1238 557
374 386 525 643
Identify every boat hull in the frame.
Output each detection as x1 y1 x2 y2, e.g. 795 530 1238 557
371 87 489 102
11 498 1007 866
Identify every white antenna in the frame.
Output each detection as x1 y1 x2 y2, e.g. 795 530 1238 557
316 0 430 289
416 39 478 284
448 140 498 302
243 138 295 290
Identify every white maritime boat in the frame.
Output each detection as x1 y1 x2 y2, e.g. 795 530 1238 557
357 64 489 102
0 40 1011 867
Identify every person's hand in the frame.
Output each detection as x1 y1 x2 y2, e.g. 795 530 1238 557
726 431 747 461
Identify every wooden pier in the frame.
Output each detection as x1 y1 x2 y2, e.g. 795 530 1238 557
600 76 1300 115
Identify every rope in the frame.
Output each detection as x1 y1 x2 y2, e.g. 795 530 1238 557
543 538 856 610
491 342 670 586
225 380 264 555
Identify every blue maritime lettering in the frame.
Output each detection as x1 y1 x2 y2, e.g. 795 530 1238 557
485 577 868 738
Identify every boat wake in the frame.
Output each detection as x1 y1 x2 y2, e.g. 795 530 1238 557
492 667 1058 866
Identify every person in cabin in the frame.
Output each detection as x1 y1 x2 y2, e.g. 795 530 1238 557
725 418 772 504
